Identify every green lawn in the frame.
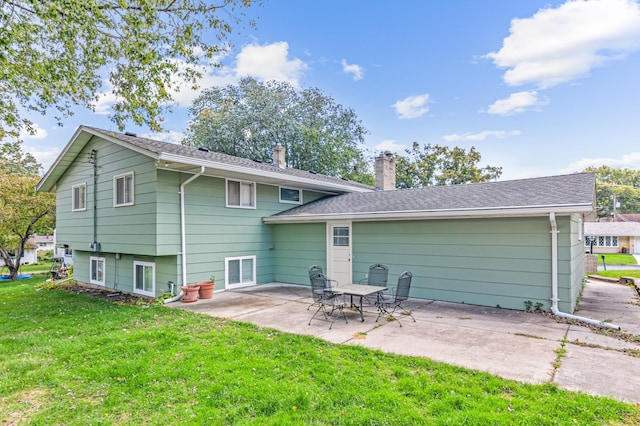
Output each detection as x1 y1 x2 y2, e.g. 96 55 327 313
1 277 639 425
597 253 638 265
593 270 640 279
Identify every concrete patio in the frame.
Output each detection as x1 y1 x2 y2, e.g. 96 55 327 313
167 279 640 404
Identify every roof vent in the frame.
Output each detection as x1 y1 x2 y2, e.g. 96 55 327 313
198 147 210 152
308 170 317 174
124 131 137 137
252 159 263 163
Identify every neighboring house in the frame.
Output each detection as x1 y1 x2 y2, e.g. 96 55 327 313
37 126 596 313
33 234 55 251
600 214 640 223
584 221 640 254
0 240 38 267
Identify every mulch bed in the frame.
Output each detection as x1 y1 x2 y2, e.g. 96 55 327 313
60 283 155 305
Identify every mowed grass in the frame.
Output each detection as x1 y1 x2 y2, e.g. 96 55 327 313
1 277 639 425
597 254 638 265
595 270 640 279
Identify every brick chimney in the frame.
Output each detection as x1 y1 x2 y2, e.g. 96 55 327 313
273 143 286 168
375 152 396 191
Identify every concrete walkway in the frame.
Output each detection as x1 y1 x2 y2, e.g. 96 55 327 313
167 279 640 404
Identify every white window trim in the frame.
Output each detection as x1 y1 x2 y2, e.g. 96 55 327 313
72 183 87 212
279 186 302 205
585 235 619 247
133 261 155 297
225 255 257 289
113 172 135 207
89 256 106 286
225 179 256 209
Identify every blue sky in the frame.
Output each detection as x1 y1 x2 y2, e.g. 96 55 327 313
22 0 640 181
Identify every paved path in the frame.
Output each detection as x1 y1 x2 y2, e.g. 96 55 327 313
168 279 640 404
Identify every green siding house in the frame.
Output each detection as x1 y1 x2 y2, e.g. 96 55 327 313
38 126 596 313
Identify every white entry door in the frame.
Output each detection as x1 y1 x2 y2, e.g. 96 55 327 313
327 222 352 286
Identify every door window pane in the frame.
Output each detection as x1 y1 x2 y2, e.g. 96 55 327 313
333 227 349 246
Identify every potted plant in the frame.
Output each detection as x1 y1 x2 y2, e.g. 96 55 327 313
197 275 215 299
181 284 200 303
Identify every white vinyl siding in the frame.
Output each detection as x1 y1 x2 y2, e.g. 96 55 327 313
133 261 155 297
113 172 134 207
72 183 86 211
225 255 256 289
226 179 255 209
90 256 105 286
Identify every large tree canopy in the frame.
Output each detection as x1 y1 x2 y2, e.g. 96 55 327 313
0 0 256 141
183 77 373 184
395 142 502 188
0 141 55 280
585 165 640 217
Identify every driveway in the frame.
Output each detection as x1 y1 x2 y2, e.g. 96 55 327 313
167 279 640 404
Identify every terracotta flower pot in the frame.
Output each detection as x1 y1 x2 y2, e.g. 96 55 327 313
197 281 214 299
181 285 200 303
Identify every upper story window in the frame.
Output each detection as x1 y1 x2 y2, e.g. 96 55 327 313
72 183 86 211
227 179 255 209
114 172 134 207
279 187 302 204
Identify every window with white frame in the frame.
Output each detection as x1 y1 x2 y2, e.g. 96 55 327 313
225 255 256 288
90 256 105 286
72 183 87 211
333 227 349 246
114 172 134 207
226 179 255 208
133 261 155 297
279 187 302 204
585 235 619 247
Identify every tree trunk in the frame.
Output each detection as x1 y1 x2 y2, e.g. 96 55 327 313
0 250 19 281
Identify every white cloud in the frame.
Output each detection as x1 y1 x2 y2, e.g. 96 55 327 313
24 145 60 172
443 130 521 142
374 140 407 153
235 41 307 86
139 130 185 145
341 59 364 80
392 93 430 119
563 152 640 173
19 123 48 140
94 41 307 113
487 91 549 115
486 0 640 88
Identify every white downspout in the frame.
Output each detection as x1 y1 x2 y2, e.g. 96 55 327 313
548 212 620 330
165 166 205 304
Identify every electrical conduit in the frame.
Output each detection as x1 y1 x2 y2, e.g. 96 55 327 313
165 166 205 304
548 212 620 330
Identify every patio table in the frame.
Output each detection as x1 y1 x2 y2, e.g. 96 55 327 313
331 283 387 322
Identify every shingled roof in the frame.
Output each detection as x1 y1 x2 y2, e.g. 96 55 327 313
38 126 373 193
584 221 640 237
265 172 596 222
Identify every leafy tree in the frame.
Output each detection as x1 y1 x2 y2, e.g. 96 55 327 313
1 0 256 141
0 142 55 280
395 142 502 188
183 77 373 183
585 166 640 217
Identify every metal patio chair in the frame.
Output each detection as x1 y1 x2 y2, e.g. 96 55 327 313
307 265 325 310
376 271 416 327
308 273 347 329
358 263 388 305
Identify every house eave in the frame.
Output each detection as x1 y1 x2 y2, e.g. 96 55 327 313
158 153 373 193
263 204 593 224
